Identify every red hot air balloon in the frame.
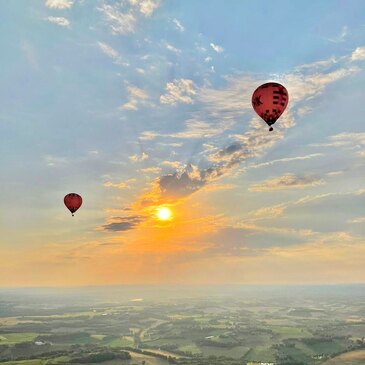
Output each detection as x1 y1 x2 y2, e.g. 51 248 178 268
252 82 289 131
64 193 82 216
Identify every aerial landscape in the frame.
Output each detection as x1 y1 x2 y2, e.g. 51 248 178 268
1 0 364 364
1 286 365 364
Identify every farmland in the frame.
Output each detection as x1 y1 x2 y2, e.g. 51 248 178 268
0 285 364 364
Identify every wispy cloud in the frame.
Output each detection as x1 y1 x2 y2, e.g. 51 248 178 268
295 56 338 71
121 85 149 110
140 131 157 141
251 189 365 221
158 164 204 198
172 18 184 32
129 152 149 162
328 25 349 43
311 132 365 148
98 3 136 34
160 79 196 105
129 0 160 17
103 181 129 189
45 155 68 167
97 41 128 66
245 154 323 171
46 16 70 27
102 215 144 231
171 119 227 139
348 216 365 224
210 42 224 53
249 174 325 192
140 167 162 174
351 46 365 61
165 42 181 54
160 161 183 169
45 0 73 9
98 0 160 34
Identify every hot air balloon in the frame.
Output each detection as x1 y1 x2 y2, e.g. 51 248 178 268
252 82 289 131
64 193 82 216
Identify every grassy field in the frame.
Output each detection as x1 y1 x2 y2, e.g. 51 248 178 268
271 325 312 338
199 345 250 359
306 339 349 355
0 333 39 344
103 335 134 347
243 346 276 362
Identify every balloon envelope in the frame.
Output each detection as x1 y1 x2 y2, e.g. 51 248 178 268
64 193 82 216
252 82 289 131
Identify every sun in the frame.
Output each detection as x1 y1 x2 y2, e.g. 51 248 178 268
155 207 172 221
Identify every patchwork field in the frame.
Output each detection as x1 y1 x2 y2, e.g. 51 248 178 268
0 286 364 365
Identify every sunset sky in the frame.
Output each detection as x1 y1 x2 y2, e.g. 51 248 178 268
1 0 365 287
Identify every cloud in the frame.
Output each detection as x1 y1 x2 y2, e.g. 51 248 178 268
296 105 313 117
103 181 129 189
45 155 68 167
160 79 196 105
158 164 205 198
45 0 73 9
129 0 160 17
165 42 181 54
102 215 143 231
150 52 360 201
129 152 149 162
351 47 365 61
98 3 136 34
140 131 157 140
246 154 323 171
295 56 338 71
97 41 128 66
348 216 365 224
254 204 287 219
171 119 227 139
46 16 70 27
251 188 365 221
210 42 224 53
121 85 149 110
203 226 311 256
140 167 162 174
172 18 184 32
98 0 160 34
249 174 325 192
104 48 363 234
328 25 349 43
160 161 183 169
311 132 365 148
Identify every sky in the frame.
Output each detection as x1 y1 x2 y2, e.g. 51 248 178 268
0 0 365 287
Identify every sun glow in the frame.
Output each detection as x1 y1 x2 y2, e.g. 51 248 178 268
156 207 172 221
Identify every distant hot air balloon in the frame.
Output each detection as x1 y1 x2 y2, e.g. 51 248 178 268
252 82 289 131
64 193 82 216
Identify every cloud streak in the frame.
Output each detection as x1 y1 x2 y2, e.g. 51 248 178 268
97 42 128 66
121 85 149 110
45 0 73 9
160 79 196 105
102 215 144 231
46 16 70 27
98 0 160 34
249 174 325 192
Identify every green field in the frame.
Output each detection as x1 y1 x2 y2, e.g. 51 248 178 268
243 346 276 362
0 333 39 344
